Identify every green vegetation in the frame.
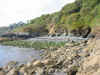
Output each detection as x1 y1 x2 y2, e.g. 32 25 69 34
11 0 100 35
1 40 66 50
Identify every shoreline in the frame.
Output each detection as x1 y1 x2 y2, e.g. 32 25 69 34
0 39 91 75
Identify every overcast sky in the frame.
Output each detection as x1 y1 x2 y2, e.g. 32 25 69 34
0 0 75 27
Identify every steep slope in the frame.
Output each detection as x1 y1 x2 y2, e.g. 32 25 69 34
12 0 100 37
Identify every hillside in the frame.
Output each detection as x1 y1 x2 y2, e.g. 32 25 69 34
12 0 100 37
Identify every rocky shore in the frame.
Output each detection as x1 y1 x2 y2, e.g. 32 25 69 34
0 38 98 75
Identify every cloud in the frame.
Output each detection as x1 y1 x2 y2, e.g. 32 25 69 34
0 0 75 27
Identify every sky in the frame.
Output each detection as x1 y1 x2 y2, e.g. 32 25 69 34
0 0 75 27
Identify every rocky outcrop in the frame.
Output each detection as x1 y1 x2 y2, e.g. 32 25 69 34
76 39 100 75
69 26 92 38
1 32 33 40
92 26 100 39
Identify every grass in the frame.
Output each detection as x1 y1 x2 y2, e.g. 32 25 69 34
1 40 66 50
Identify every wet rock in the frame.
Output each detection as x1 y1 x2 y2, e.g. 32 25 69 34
69 26 91 38
26 62 32 68
33 60 43 67
35 67 44 75
3 65 12 72
7 68 19 75
18 64 24 68
42 59 55 65
23 72 28 75
0 71 5 75
65 43 75 47
19 67 26 73
6 61 18 69
53 72 67 75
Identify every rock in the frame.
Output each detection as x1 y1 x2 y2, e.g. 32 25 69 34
23 72 28 75
87 38 95 45
76 39 100 75
7 68 19 75
87 34 95 39
42 59 54 65
26 62 32 68
77 55 100 75
7 61 18 68
35 67 44 75
19 67 26 73
92 69 100 75
65 43 75 47
69 26 91 38
0 68 5 75
33 60 43 67
3 65 12 72
0 71 5 75
18 64 24 68
53 72 67 75
1 32 32 40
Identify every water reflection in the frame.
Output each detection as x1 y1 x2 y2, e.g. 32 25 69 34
0 45 42 66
